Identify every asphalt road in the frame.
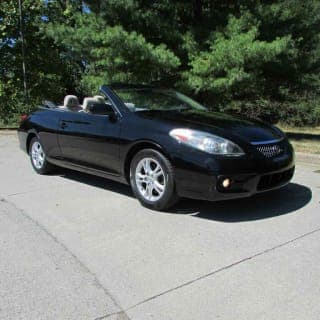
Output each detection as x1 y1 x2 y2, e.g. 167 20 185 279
0 131 319 320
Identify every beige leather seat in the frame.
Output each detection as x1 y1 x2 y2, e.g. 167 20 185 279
63 95 82 112
93 95 106 103
83 97 99 112
124 102 135 111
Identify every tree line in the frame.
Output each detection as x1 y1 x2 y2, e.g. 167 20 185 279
1 0 320 126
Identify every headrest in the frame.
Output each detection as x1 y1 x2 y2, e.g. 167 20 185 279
124 102 135 111
64 95 80 108
93 95 106 103
83 97 99 112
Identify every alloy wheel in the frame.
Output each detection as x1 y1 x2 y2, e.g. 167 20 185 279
135 157 166 202
31 141 45 169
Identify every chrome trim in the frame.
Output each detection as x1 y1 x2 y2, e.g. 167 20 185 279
250 138 283 145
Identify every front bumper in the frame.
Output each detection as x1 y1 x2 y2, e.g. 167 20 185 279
173 143 295 201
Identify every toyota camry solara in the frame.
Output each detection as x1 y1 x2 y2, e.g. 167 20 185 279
18 84 295 210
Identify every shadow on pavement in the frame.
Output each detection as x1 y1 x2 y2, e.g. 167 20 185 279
58 169 134 198
286 132 320 141
58 169 312 222
171 183 312 222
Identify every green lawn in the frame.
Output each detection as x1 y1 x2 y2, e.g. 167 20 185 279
290 140 320 154
278 125 320 154
0 119 18 129
279 124 320 135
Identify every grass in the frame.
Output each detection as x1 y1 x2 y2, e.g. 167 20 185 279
0 119 18 129
290 140 320 154
278 124 320 135
278 124 320 155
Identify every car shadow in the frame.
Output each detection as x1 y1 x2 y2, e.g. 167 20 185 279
58 169 312 222
170 183 312 222
57 168 134 198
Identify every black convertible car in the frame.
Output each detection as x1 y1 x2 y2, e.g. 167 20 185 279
18 84 295 210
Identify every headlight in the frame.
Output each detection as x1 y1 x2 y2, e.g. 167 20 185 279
169 129 244 156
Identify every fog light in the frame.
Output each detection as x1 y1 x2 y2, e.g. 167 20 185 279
221 178 231 188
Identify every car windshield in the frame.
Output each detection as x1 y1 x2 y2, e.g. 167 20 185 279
113 88 207 112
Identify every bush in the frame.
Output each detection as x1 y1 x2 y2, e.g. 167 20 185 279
279 100 320 127
210 97 320 126
217 99 282 124
0 96 38 127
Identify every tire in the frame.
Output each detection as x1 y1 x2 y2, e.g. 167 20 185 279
29 137 54 174
130 149 179 210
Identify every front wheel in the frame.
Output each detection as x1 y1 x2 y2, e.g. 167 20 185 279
130 149 179 211
29 137 53 174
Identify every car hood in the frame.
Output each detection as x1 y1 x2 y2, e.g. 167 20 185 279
136 109 283 143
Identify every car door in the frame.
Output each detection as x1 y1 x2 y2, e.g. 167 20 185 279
57 109 121 175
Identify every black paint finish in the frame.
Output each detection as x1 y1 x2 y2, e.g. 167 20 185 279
18 85 295 202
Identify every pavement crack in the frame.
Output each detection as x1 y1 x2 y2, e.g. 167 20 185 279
0 196 130 320
126 226 320 312
94 311 130 320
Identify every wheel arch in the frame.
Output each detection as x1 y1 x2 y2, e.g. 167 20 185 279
26 130 39 154
123 140 171 184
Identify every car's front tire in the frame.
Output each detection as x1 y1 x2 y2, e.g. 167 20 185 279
130 149 179 211
29 137 53 174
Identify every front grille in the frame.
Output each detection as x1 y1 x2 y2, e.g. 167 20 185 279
257 167 295 191
256 144 283 158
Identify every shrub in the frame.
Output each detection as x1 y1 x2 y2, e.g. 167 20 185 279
210 97 320 126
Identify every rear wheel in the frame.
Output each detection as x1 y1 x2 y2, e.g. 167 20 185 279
130 149 179 210
29 137 53 174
